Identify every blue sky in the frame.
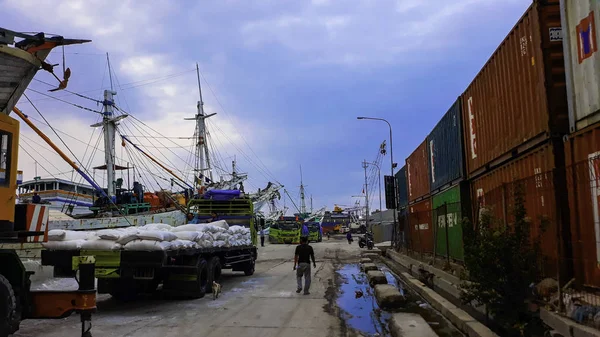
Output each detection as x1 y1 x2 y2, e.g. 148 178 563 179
3 0 531 213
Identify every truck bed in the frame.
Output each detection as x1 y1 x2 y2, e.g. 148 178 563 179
42 245 257 277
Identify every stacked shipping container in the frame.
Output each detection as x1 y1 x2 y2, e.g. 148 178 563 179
428 99 465 193
427 98 470 261
408 199 433 255
405 140 432 253
470 144 560 276
561 1 600 286
394 0 570 276
395 166 408 209
395 166 409 246
406 141 430 203
459 0 568 276
461 0 567 179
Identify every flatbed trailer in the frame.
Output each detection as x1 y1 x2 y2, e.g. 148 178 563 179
42 244 257 300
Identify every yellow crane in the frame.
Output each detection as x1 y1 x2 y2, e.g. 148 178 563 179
0 27 96 337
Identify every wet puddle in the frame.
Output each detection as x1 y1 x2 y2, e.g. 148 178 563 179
335 263 463 337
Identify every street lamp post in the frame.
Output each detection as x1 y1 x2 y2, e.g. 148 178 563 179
357 116 398 247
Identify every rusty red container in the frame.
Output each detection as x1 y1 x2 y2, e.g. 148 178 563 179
407 140 430 203
565 124 600 287
408 198 433 255
461 0 568 179
470 143 560 277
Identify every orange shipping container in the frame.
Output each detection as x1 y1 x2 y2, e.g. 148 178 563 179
407 140 430 203
471 143 559 277
461 0 568 178
565 124 600 287
408 198 433 255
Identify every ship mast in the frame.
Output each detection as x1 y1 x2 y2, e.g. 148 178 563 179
92 54 127 201
186 63 215 189
299 165 306 215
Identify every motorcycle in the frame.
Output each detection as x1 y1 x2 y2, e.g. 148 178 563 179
358 232 374 250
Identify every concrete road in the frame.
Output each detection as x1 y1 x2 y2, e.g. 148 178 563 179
15 238 360 337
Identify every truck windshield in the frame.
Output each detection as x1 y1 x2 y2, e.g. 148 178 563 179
308 224 320 232
279 221 298 230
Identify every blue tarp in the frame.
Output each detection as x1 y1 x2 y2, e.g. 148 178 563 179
203 189 241 201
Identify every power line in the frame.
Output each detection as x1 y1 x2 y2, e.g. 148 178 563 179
198 69 280 183
32 79 103 103
26 88 103 114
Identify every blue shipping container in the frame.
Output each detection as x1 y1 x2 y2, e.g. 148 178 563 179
427 99 465 193
395 166 409 208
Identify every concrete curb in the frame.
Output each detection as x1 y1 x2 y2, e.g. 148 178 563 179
360 258 372 264
390 313 437 337
400 271 497 337
387 250 485 315
374 284 405 310
380 252 498 337
540 308 600 337
367 270 387 286
361 263 378 272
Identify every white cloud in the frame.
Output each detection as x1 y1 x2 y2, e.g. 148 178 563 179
238 0 527 66
6 0 279 191
4 0 173 53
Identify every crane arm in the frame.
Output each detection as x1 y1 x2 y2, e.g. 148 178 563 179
284 189 301 214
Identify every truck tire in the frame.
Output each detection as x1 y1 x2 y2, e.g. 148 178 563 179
193 259 208 299
0 274 19 337
243 259 255 276
206 257 222 289
109 280 138 302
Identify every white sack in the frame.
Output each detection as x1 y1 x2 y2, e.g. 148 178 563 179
116 231 139 245
124 240 172 251
96 229 123 241
48 229 95 242
216 233 230 241
171 239 195 249
43 240 85 250
139 223 173 231
213 240 226 247
197 240 213 248
196 232 214 243
137 230 177 242
228 225 249 234
81 239 122 251
207 220 229 230
174 231 199 241
173 224 206 232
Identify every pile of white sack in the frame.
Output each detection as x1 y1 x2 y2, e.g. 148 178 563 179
43 220 252 252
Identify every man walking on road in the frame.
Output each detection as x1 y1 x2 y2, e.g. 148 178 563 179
260 227 265 247
294 236 316 295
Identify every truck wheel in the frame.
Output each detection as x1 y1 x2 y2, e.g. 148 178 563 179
206 257 222 289
0 275 19 337
193 259 208 299
243 259 256 276
109 280 138 302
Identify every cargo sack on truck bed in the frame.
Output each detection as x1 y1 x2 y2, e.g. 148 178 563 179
81 238 122 251
124 240 173 251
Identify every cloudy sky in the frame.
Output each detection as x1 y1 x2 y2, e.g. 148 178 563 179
3 0 530 213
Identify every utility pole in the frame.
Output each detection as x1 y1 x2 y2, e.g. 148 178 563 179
310 195 313 214
362 160 370 230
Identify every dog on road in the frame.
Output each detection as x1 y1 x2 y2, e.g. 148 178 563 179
212 281 222 300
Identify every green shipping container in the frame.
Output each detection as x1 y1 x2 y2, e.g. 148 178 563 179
432 182 471 261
